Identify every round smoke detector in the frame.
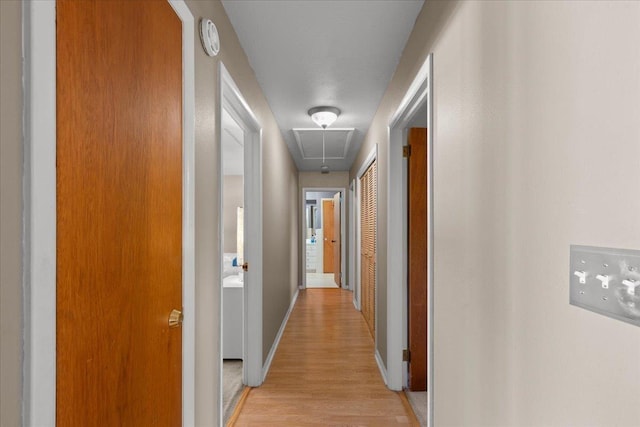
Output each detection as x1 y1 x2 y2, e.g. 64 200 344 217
199 18 220 57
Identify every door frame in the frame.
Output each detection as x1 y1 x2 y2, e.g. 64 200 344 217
387 54 433 424
22 1 196 425
348 180 356 296
300 187 345 289
218 62 263 396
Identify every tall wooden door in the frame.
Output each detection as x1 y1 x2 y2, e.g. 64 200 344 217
323 199 335 273
56 1 183 425
360 160 377 337
407 128 428 391
333 192 342 287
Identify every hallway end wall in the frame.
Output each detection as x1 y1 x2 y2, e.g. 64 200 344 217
0 2 23 426
352 1 640 425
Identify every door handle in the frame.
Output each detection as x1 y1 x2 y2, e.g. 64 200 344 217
242 262 249 272
168 309 183 328
331 240 337 243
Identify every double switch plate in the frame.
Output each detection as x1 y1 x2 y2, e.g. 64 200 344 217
570 245 640 327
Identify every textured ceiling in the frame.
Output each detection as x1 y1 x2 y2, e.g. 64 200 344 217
221 0 424 172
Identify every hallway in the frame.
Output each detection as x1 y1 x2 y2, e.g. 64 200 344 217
230 289 418 426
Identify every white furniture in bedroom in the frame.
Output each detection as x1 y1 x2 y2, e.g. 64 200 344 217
306 240 318 272
223 253 244 359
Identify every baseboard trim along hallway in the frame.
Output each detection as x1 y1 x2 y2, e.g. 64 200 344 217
233 289 419 425
262 288 299 382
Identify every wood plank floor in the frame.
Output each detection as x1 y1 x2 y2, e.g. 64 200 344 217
232 289 417 426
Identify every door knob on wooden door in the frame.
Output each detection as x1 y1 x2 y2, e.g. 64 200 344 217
168 309 183 328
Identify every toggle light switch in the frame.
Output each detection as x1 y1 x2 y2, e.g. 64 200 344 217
570 245 640 327
596 274 610 289
621 279 640 296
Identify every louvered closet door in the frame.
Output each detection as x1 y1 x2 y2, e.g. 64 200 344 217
360 159 377 337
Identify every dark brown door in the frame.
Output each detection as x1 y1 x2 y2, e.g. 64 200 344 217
408 128 427 391
333 192 342 287
323 199 335 273
56 1 183 425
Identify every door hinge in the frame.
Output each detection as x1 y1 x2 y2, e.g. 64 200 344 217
403 145 411 158
403 349 411 362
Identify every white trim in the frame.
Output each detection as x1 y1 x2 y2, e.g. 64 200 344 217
300 187 346 290
23 1 196 425
23 1 57 424
168 2 196 426
387 54 434 427
375 348 388 386
218 62 263 410
348 179 356 293
261 289 299 381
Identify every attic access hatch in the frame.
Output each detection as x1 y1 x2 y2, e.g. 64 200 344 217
292 128 355 160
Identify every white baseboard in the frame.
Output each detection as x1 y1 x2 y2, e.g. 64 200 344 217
262 288 299 382
375 348 388 386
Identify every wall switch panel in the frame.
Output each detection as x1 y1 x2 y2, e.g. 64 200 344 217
570 245 640 327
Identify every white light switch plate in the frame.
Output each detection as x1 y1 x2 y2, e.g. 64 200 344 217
570 245 640 327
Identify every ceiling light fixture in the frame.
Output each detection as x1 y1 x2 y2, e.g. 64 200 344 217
308 106 341 174
308 106 341 129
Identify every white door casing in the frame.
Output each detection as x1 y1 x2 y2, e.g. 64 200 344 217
23 1 195 425
217 62 263 407
387 54 433 426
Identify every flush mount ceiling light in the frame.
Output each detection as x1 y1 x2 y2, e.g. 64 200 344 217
308 106 341 129
308 106 341 174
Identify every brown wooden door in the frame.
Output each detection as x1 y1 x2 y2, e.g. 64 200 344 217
408 128 427 391
323 199 335 273
360 160 377 337
333 192 342 287
56 1 183 425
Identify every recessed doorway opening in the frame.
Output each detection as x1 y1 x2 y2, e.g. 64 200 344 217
301 188 346 290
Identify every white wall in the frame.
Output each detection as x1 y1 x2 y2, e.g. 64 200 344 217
352 1 640 425
223 175 243 253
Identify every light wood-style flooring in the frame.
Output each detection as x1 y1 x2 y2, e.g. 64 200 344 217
231 289 418 426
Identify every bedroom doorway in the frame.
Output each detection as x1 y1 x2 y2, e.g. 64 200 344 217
220 107 245 424
301 188 346 289
218 62 263 425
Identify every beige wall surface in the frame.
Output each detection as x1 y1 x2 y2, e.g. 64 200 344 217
223 175 244 253
352 1 640 425
298 172 350 287
185 0 299 423
0 2 23 426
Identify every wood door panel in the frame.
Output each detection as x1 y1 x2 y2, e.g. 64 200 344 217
323 199 334 273
56 1 182 424
333 193 341 287
360 160 377 337
408 128 427 391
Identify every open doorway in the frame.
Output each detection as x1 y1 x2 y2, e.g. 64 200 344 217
388 54 433 426
220 108 245 424
218 63 263 426
301 188 346 289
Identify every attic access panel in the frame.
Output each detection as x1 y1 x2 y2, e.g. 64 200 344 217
292 128 355 160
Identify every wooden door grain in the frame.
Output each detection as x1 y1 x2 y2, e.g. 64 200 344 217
323 199 335 273
408 128 428 391
360 160 377 337
333 192 342 287
56 1 183 424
